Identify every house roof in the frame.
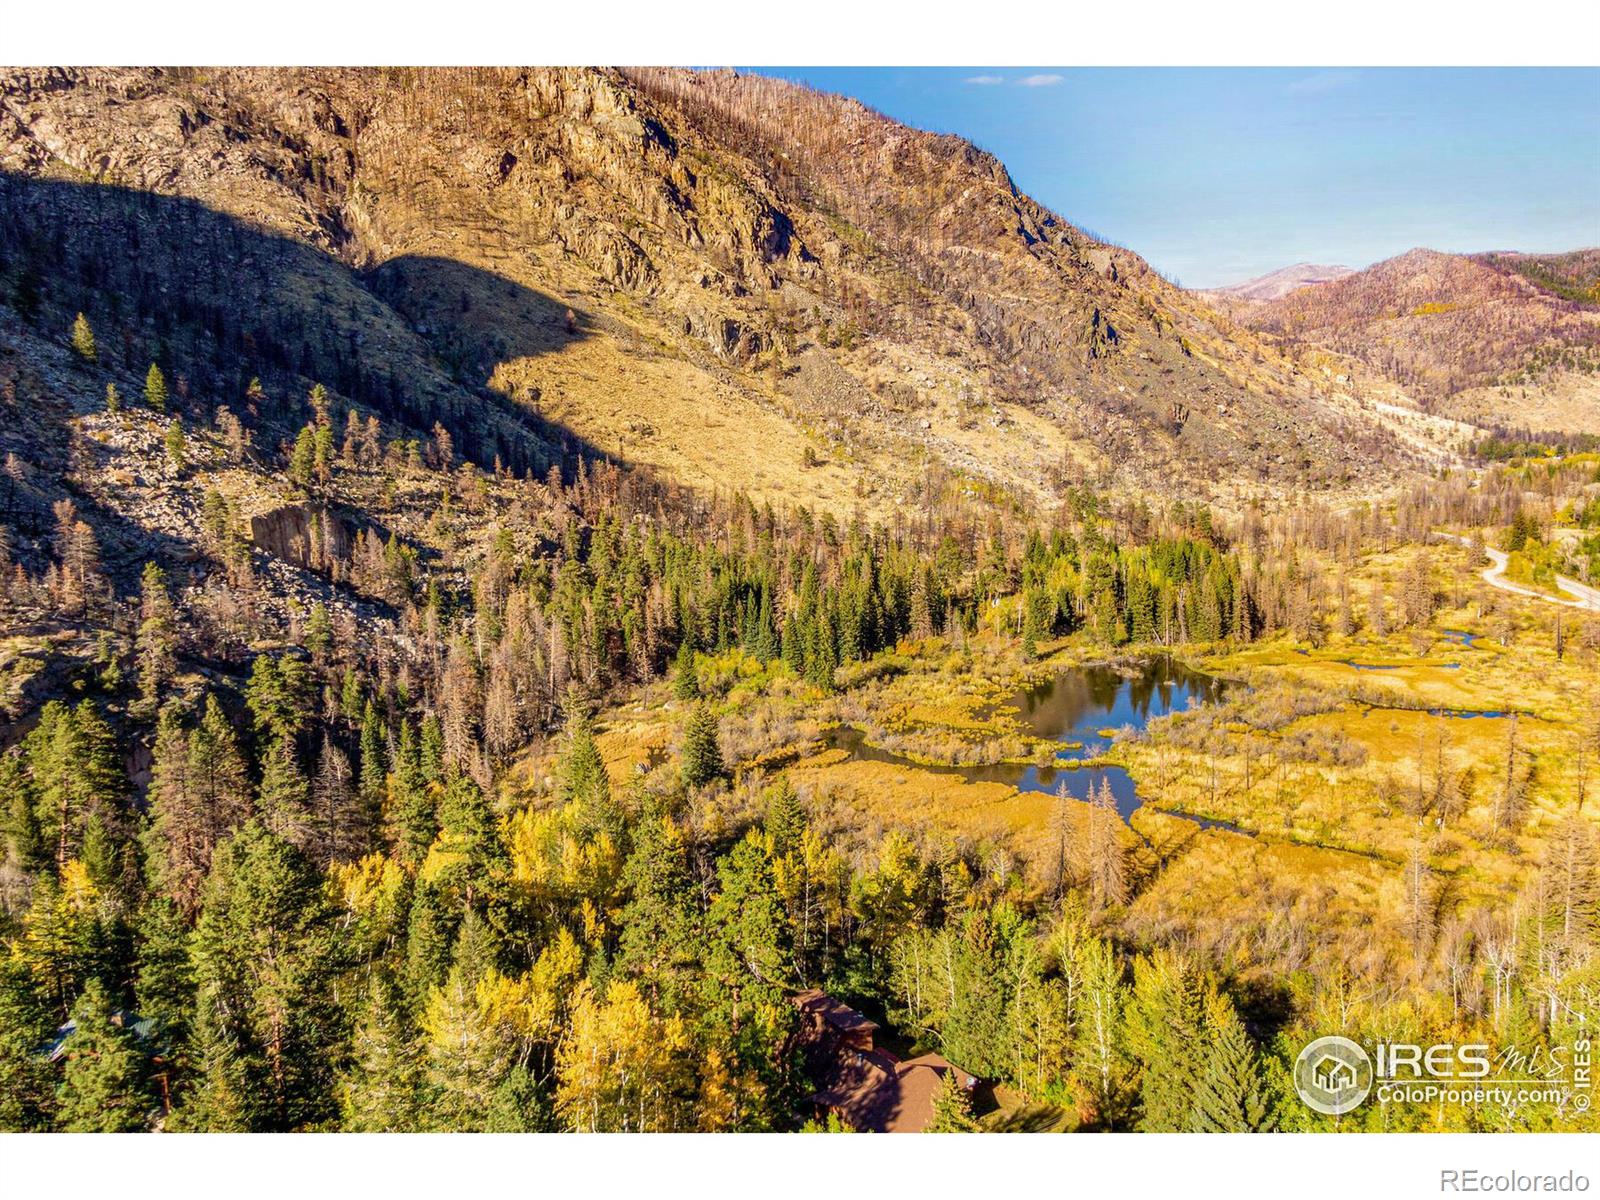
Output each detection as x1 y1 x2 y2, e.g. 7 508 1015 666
807 1045 978 1133
794 987 879 1035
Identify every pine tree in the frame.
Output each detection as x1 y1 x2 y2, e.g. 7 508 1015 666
133 898 195 1068
558 689 614 826
144 363 169 411
421 913 510 1131
1 750 42 870
56 979 154 1132
136 563 177 712
926 1069 980 1131
70 313 97 363
392 719 437 867
186 822 347 1131
164 419 187 471
672 640 700 700
703 831 793 1096
941 911 1011 1079
104 381 121 414
680 703 725 790
257 735 311 847
617 801 701 1011
0 960 57 1131
1125 948 1205 1132
404 882 456 1004
309 732 362 867
358 701 387 812
338 972 422 1132
289 425 317 492
1187 993 1274 1131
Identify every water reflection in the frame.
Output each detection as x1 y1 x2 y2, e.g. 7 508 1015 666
821 657 1229 825
1008 657 1228 759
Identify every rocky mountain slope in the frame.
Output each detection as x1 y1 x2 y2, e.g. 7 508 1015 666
0 66 1451 515
1207 262 1352 302
1234 247 1600 432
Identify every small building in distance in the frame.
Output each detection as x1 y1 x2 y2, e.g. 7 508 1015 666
792 988 979 1133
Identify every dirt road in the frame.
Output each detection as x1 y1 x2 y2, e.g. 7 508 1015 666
1432 532 1600 612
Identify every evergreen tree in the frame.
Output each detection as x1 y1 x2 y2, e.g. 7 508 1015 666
617 800 701 1010
165 419 187 472
133 898 195 1069
144 363 169 411
941 911 1012 1080
392 719 437 867
70 312 97 363
680 703 725 790
358 701 387 812
1187 993 1274 1132
1125 948 1206 1132
257 734 312 847
421 913 509 1131
56 979 154 1132
558 690 615 832
672 640 700 700
136 563 177 712
186 822 347 1131
1 750 42 870
338 972 422 1132
104 381 121 414
0 960 57 1131
926 1069 980 1132
702 831 793 1102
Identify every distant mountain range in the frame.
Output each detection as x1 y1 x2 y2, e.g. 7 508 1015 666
1211 263 1354 302
1221 247 1600 431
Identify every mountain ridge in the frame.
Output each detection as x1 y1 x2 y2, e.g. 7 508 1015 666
0 66 1451 512
1209 262 1354 302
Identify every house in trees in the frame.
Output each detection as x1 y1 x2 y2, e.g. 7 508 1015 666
792 988 980 1133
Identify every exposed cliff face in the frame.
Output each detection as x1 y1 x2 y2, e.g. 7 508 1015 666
0 66 1450 508
249 504 352 570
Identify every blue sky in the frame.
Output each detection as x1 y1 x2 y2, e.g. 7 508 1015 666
748 68 1600 288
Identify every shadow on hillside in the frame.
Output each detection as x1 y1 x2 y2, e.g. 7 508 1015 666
0 171 622 482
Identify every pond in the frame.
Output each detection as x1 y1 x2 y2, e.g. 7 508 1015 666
823 656 1233 828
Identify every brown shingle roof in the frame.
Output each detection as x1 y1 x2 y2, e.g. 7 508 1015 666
794 987 879 1035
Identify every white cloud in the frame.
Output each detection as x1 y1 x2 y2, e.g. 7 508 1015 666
964 74 1005 85
1017 73 1064 87
1286 69 1360 95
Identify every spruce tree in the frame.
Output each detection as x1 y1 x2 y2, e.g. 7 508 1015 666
257 734 311 848
672 640 700 700
136 563 177 712
1125 948 1206 1132
680 703 725 790
104 381 121 414
56 979 154 1132
165 419 187 472
70 312 97 363
133 898 195 1064
144 363 169 411
926 1069 980 1132
0 960 57 1131
337 972 422 1132
187 822 347 1130
1187 993 1274 1132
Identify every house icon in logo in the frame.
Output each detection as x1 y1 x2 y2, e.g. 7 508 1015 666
1294 1036 1374 1115
1311 1054 1358 1094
